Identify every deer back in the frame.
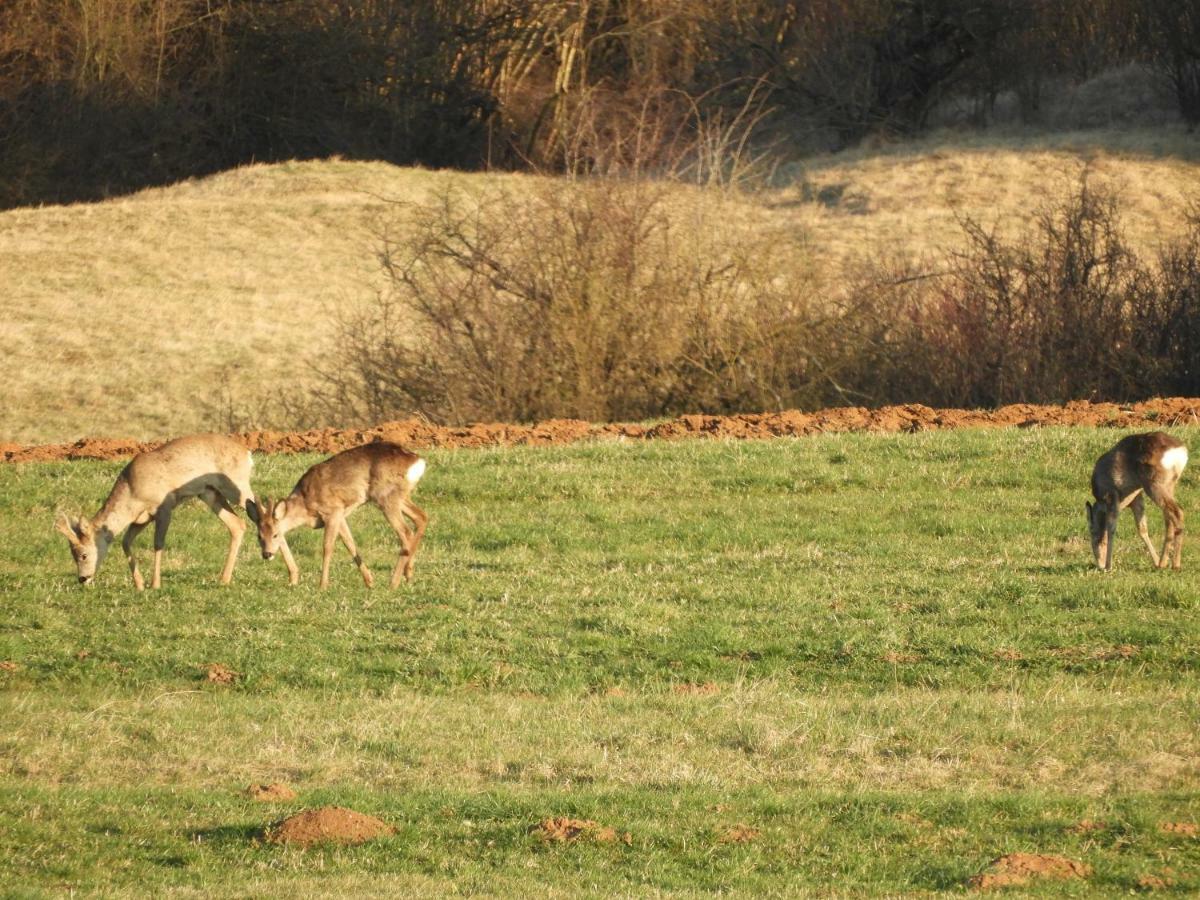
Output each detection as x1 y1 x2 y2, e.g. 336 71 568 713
1092 431 1186 501
290 442 424 514
117 433 252 512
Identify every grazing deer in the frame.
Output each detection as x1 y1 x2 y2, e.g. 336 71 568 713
256 442 427 589
55 433 258 589
1087 431 1188 571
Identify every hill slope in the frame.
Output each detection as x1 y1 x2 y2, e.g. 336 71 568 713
2 128 1197 444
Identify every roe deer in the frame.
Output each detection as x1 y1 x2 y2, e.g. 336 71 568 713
1087 431 1188 571
55 433 258 589
256 442 427 589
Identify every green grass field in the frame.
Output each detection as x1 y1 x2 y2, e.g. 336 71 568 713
3 428 1199 896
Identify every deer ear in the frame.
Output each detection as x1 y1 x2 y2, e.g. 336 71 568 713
55 514 80 545
273 500 287 519
77 518 94 538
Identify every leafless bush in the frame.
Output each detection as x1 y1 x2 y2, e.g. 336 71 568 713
841 176 1200 408
306 178 826 425
307 173 1200 427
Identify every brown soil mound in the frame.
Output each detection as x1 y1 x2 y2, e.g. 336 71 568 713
264 806 394 847
247 783 298 802
716 824 761 844
968 853 1092 890
204 663 239 685
672 682 720 695
1139 873 1177 890
533 817 629 844
7 397 1200 463
1159 822 1199 836
881 651 923 664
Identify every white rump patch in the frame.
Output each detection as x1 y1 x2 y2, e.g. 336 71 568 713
1162 446 1189 475
406 458 427 484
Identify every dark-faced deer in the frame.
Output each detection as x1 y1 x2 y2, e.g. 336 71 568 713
1087 431 1188 571
256 442 427 589
55 433 258 589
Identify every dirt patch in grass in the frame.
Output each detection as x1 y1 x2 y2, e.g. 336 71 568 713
1138 870 1178 890
673 682 720 696
991 649 1024 662
1159 822 1199 836
881 651 923 664
247 783 298 802
533 817 630 845
968 853 1092 890
203 663 240 685
7 397 1200 463
264 807 394 846
716 824 761 844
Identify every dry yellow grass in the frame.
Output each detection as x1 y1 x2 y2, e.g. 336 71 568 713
782 125 1200 278
1 127 1197 444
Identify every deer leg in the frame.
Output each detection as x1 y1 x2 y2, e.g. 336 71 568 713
202 489 246 585
1165 497 1184 570
1173 502 1185 570
319 513 342 589
121 521 149 591
151 503 175 589
1147 484 1183 570
1130 494 1160 567
338 518 374 588
276 536 300 585
378 498 416 588
398 498 428 583
380 495 427 587
1102 498 1118 572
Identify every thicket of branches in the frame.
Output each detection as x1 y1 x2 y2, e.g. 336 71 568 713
1 0 1197 207
303 175 1200 425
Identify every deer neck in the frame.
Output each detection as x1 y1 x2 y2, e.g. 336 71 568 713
281 493 319 533
91 478 139 549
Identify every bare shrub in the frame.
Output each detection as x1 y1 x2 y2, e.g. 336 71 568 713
842 175 1200 408
307 172 1200 427
306 179 824 425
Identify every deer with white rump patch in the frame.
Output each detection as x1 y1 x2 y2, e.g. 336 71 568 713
55 433 258 589
256 442 427 588
1087 431 1188 571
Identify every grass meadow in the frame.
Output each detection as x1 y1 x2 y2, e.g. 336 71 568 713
2 426 1199 896
1 127 1198 444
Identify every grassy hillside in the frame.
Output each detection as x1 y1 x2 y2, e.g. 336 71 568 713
2 127 1198 444
3 429 1200 894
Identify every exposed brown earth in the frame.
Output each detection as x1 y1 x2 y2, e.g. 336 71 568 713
264 806 394 846
672 682 721 696
1138 870 1179 890
716 824 761 844
968 853 1092 890
203 663 240 685
533 817 629 845
6 398 1200 464
1159 822 1199 836
247 783 298 802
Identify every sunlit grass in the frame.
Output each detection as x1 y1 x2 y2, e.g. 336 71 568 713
2 428 1199 894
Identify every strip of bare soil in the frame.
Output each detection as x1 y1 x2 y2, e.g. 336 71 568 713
5 398 1200 464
